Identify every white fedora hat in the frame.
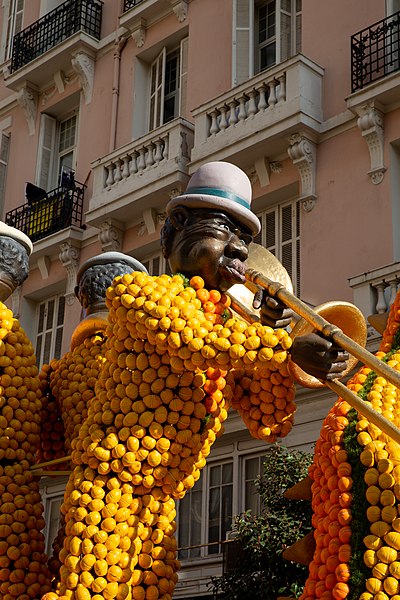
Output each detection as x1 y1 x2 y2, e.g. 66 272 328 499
166 161 261 236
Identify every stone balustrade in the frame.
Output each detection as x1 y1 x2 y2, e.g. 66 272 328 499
88 118 194 226
190 54 324 167
349 262 400 333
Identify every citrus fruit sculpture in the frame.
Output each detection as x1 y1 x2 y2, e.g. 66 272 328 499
40 270 296 600
297 291 400 600
0 302 53 599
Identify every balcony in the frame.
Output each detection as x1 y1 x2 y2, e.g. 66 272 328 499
120 0 187 32
348 12 400 111
5 181 85 245
189 54 324 171
349 262 400 346
86 117 194 229
123 0 145 9
5 0 103 90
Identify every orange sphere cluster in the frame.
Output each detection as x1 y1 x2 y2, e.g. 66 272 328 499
0 303 52 599
300 293 400 600
300 397 354 600
45 271 295 600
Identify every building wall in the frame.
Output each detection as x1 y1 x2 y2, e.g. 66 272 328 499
0 0 399 596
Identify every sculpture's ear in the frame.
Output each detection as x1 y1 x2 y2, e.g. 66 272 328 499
169 206 190 230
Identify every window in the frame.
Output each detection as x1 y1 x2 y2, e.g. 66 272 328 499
149 38 188 131
254 199 300 295
141 251 169 276
36 112 78 192
40 478 68 554
386 0 400 16
178 449 266 560
35 295 65 367
0 0 24 63
0 133 10 218
233 0 302 85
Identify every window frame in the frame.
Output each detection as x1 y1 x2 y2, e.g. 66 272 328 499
254 197 301 296
35 294 65 368
0 0 24 63
36 110 78 192
145 36 189 135
233 0 302 85
177 446 267 562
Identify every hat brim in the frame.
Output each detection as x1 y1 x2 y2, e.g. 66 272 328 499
166 194 261 236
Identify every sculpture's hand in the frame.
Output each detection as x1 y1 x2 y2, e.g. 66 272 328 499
253 288 294 329
290 332 349 381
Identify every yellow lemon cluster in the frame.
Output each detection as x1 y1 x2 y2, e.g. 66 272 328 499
0 303 52 599
49 271 295 600
355 358 400 600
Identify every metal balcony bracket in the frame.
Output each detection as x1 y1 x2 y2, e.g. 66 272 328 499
98 219 123 252
355 102 386 185
71 51 95 105
169 0 188 22
287 133 317 212
131 18 146 48
59 240 81 306
17 85 38 136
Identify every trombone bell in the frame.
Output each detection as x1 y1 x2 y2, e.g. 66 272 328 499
288 301 368 389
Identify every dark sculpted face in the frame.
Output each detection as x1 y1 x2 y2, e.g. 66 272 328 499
167 207 253 292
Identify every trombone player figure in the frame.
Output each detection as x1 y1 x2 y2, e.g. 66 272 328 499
162 160 350 383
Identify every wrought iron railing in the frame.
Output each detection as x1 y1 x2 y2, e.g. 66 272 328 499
5 182 86 243
351 11 400 92
123 0 145 12
10 0 103 73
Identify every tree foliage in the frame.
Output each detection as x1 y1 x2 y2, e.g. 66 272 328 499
209 443 313 600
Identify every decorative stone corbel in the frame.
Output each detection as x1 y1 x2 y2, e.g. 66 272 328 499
131 18 146 48
71 51 95 105
37 255 51 280
53 70 66 94
17 85 38 136
142 208 157 235
254 157 271 187
356 102 386 185
288 134 317 212
169 0 188 22
59 241 81 306
98 219 123 252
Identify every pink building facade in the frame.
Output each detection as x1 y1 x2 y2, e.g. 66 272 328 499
1 0 400 596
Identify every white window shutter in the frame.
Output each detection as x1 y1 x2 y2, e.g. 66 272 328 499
0 133 10 217
179 37 189 119
279 0 292 62
233 0 253 85
36 113 57 191
149 48 166 131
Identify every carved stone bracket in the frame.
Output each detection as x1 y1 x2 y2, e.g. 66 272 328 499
131 18 146 48
138 211 166 236
169 0 188 21
98 220 123 252
71 51 95 105
356 102 386 185
288 134 317 212
17 86 38 136
59 241 81 305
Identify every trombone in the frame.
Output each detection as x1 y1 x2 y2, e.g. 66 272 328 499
228 244 400 445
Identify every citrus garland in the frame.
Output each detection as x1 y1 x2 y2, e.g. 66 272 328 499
0 302 52 599
38 332 108 586
299 291 400 600
42 271 296 600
